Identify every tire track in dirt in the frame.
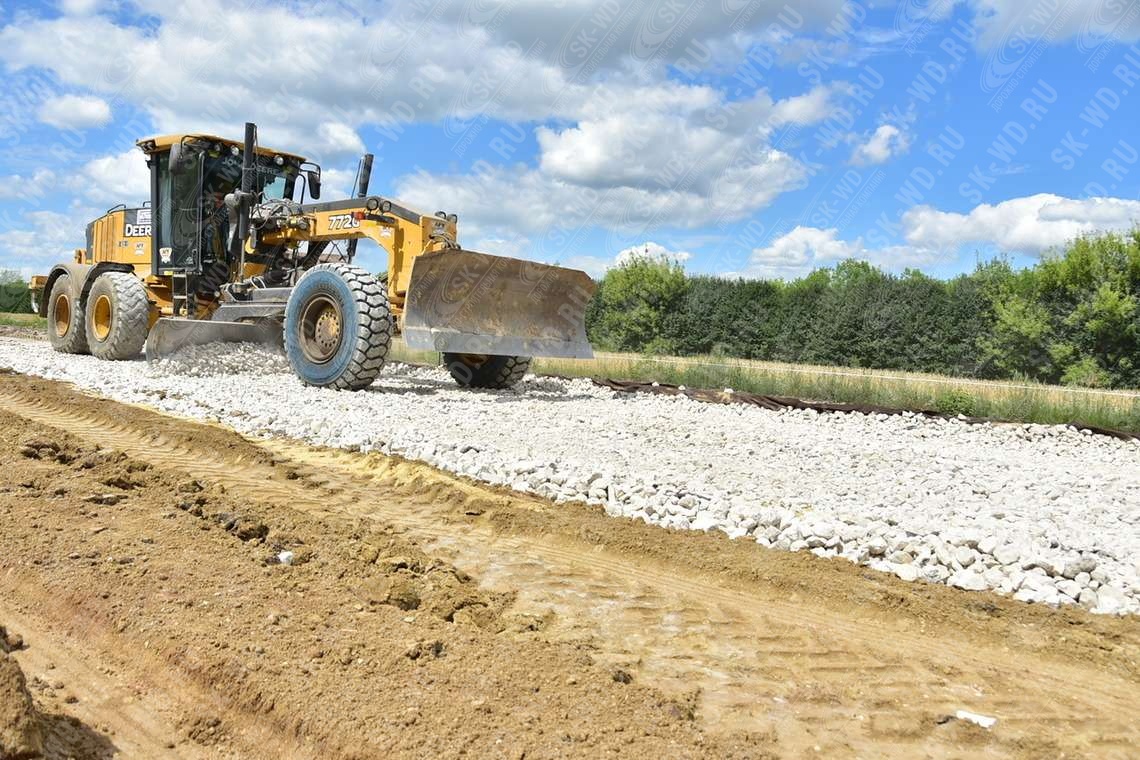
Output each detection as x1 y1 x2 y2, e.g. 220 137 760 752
1 383 741 758
0 589 279 760
1 375 1138 759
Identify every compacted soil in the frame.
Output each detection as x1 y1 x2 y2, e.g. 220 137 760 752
0 369 1137 759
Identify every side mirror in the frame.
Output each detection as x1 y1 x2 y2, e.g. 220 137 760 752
306 169 321 200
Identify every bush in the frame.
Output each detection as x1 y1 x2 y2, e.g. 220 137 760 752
935 389 979 417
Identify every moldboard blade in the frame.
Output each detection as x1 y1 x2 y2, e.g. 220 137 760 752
144 318 283 362
403 249 596 359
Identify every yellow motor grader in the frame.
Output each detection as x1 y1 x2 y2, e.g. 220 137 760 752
32 122 594 389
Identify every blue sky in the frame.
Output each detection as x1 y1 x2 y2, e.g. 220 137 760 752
2 0 1140 281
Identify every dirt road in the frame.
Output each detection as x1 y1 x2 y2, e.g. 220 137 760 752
1 369 1137 759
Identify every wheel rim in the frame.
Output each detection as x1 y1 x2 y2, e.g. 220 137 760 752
456 353 489 368
92 294 113 342
53 293 71 337
300 295 343 364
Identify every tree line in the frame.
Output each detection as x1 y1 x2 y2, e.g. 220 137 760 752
586 231 1140 389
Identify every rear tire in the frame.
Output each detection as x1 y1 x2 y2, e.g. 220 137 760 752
46 273 89 354
85 272 150 360
443 353 531 389
284 263 391 390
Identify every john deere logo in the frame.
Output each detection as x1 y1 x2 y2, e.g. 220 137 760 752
124 208 152 238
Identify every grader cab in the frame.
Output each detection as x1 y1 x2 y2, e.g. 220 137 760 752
34 122 595 390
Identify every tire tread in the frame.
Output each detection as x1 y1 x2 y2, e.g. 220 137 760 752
46 273 90 355
443 353 532 389
86 272 149 360
285 263 391 390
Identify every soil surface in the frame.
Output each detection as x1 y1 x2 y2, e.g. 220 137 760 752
0 369 1137 759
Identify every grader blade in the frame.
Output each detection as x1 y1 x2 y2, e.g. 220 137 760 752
403 250 596 359
144 318 283 362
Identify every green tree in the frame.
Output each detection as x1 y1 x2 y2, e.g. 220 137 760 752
589 255 688 353
0 270 32 314
980 294 1055 380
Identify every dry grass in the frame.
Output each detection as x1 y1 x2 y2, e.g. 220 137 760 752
390 339 1140 434
0 312 44 328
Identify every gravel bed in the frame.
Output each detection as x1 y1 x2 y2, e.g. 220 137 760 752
2 337 1138 615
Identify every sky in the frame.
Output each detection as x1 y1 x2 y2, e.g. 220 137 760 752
2 0 1140 282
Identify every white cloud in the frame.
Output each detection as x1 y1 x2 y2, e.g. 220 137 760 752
0 168 57 200
0 1 851 161
742 193 1140 281
896 0 1140 50
559 241 690 278
466 235 532 260
535 83 836 192
851 124 910 166
395 79 839 255
37 94 112 130
68 149 150 204
968 0 1140 49
747 226 864 278
744 226 947 279
0 206 95 270
615 241 692 267
314 122 365 156
902 194 1140 254
397 147 804 255
771 85 840 124
556 256 611 279
315 167 357 202
59 0 102 14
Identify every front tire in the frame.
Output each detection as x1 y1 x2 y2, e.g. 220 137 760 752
443 354 531 389
284 263 391 390
47 273 89 354
85 272 150 360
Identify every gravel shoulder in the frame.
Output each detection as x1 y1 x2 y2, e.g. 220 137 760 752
0 370 1138 759
1 336 1138 614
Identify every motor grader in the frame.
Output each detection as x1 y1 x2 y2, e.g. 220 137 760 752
32 122 594 390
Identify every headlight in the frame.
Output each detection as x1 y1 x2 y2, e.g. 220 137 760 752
447 213 457 223
365 197 380 211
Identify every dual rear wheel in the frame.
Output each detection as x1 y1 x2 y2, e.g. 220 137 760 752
47 271 149 359
46 273 88 354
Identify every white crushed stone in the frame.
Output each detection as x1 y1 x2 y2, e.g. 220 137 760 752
2 337 1138 615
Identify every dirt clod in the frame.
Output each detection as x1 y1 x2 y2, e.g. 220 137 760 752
82 494 124 506
1 626 26 653
0 651 43 759
404 639 444 660
177 480 204 494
